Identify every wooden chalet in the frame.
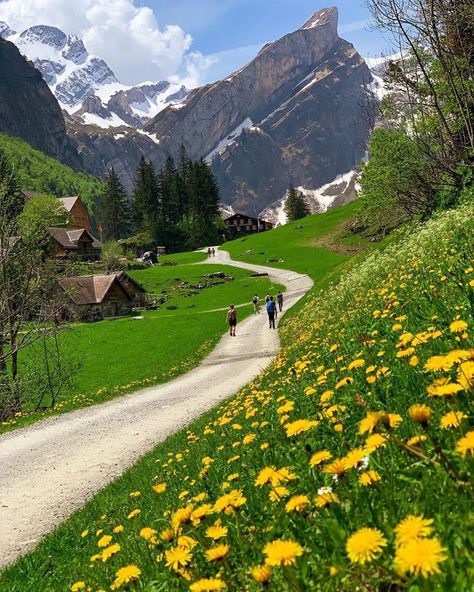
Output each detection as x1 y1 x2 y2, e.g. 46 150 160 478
48 227 101 261
58 273 146 319
224 213 273 236
59 196 92 232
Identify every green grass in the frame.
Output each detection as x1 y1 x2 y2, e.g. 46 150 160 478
2 203 472 591
223 201 370 288
0 132 104 211
2 261 283 433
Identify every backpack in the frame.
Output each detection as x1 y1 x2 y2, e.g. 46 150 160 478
252 296 258 304
229 309 237 321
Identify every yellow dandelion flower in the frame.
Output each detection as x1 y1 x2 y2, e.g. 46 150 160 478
206 544 230 561
409 355 419 366
177 535 198 550
359 471 381 486
80 530 89 538
440 411 467 429
71 582 86 591
335 376 354 389
457 360 474 390
97 535 112 548
243 434 256 445
314 492 339 507
160 528 174 542
206 525 228 540
171 506 193 529
140 528 157 542
406 435 427 446
214 489 246 514
346 528 387 564
397 347 415 359
113 525 124 534
269 485 290 502
101 544 121 562
348 359 365 370
152 483 167 494
309 450 332 467
455 431 474 457
251 564 272 583
165 546 193 571
129 491 141 498
284 419 318 437
364 434 387 452
342 448 367 470
450 320 468 334
323 459 347 475
427 379 463 397
387 413 403 428
408 404 432 424
394 515 433 545
127 509 140 520
358 411 385 435
424 356 453 372
263 539 304 567
394 537 447 577
189 578 226 591
445 350 471 364
285 495 310 513
111 565 141 588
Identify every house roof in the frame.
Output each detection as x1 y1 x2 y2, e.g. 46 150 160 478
224 213 273 225
59 196 80 212
117 271 147 294
48 227 101 249
58 274 132 305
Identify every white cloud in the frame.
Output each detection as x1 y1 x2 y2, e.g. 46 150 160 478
339 19 368 34
0 0 193 84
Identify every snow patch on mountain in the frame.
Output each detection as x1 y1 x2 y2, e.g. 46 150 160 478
205 118 254 163
260 170 359 227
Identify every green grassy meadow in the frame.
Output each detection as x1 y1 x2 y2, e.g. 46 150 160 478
2 203 472 591
2 260 283 433
223 201 370 287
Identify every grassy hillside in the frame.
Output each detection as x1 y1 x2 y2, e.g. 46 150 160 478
0 132 103 209
223 201 372 287
1 260 283 433
3 203 472 591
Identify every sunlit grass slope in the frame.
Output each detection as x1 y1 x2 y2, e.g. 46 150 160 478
223 201 371 287
3 203 472 591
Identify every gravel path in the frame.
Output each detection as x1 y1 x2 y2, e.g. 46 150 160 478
0 249 312 567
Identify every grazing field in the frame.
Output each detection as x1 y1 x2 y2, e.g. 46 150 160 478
2 261 283 433
3 203 472 591
223 201 372 286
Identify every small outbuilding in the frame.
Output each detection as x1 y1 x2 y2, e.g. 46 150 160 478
48 227 101 261
58 273 146 319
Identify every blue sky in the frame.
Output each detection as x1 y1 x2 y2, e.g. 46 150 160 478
142 0 390 82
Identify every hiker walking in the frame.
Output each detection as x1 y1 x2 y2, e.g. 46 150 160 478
252 294 260 314
207 247 211 257
226 304 237 336
211 247 216 257
266 296 276 329
277 290 284 312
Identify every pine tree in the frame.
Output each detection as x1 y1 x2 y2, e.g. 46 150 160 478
284 184 310 222
131 157 160 238
187 159 221 247
98 168 130 241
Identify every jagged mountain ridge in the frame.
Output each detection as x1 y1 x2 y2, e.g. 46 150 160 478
145 7 375 214
0 22 188 128
0 37 80 167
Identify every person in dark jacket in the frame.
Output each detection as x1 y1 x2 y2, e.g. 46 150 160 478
266 296 276 329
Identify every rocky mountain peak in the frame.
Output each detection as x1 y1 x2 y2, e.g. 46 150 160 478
300 6 338 31
19 24 67 50
0 21 15 39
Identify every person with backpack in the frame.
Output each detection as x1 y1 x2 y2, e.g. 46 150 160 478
277 291 284 312
226 304 237 336
266 296 277 329
252 294 260 314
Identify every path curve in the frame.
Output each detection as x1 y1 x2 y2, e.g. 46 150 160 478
0 249 312 567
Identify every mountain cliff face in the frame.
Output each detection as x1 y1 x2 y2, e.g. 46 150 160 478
144 7 375 214
0 38 80 166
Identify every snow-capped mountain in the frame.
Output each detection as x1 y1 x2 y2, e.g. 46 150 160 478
0 22 188 128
